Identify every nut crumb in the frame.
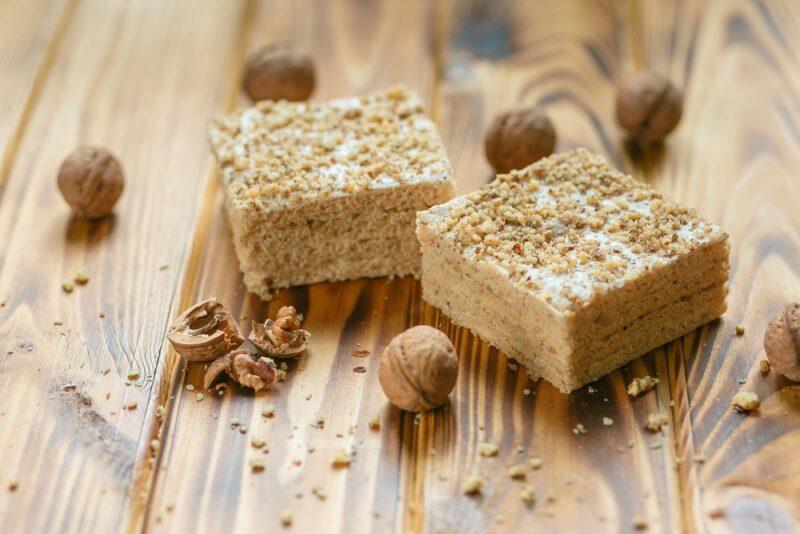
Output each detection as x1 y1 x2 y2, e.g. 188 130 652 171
250 458 265 472
478 442 498 457
645 412 669 432
280 509 293 527
508 464 526 479
732 391 759 412
463 474 483 495
251 437 266 449
520 485 535 503
351 347 370 357
759 359 771 374
262 404 275 417
572 423 587 435
332 450 354 468
127 370 140 380
529 457 543 469
8 479 18 492
632 515 648 529
185 384 195 391
62 280 75 293
735 326 745 336
312 485 327 500
150 439 160 452
627 376 659 397
369 415 381 430
123 401 138 410
602 417 614 426
74 268 90 285
195 393 204 402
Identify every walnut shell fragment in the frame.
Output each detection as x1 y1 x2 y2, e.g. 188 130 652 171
249 306 310 358
203 348 277 392
764 303 800 381
167 298 244 362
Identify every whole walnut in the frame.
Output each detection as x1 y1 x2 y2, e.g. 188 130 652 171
378 325 458 412
484 107 556 174
243 42 315 103
764 303 800 381
615 72 683 144
57 146 124 218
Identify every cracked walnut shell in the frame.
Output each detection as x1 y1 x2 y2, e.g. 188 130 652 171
204 348 277 392
250 306 310 358
378 325 458 412
764 303 800 381
57 146 124 218
167 298 244 362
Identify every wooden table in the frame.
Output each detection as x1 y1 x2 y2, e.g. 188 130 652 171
1 0 798 532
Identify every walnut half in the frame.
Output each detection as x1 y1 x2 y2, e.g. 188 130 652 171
167 299 244 362
203 348 277 392
249 306 310 358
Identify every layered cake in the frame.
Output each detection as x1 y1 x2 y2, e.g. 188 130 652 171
209 87 455 299
416 149 729 392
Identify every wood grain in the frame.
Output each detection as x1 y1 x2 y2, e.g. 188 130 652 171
145 1 439 532
0 0 72 183
625 0 800 531
0 1 249 532
1 0 800 532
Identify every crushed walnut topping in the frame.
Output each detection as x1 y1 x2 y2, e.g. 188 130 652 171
418 149 726 311
209 86 451 211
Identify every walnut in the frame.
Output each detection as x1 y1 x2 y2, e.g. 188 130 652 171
484 107 556 173
243 42 315 103
57 146 124 218
763 303 800 381
615 72 683 143
167 299 244 361
249 306 310 358
378 325 458 412
203 348 277 392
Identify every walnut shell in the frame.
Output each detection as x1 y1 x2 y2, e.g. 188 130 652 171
378 325 458 412
484 107 556 174
243 42 315 103
57 146 124 218
615 72 683 144
167 299 244 362
764 303 800 381
203 348 277 392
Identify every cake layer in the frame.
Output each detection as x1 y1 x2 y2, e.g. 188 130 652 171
420 223 727 391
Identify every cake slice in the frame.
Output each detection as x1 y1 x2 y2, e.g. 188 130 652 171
209 87 455 300
416 148 729 393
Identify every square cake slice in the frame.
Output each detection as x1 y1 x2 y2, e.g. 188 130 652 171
209 86 455 300
417 148 729 393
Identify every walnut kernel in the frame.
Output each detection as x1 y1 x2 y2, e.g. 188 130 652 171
243 42 315 103
203 348 277 392
763 303 800 381
250 306 310 358
57 146 124 218
378 325 458 412
484 107 556 173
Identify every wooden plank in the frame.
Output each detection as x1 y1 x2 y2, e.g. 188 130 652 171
626 0 800 531
146 0 439 531
0 1 249 532
0 0 72 183
416 1 687 532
